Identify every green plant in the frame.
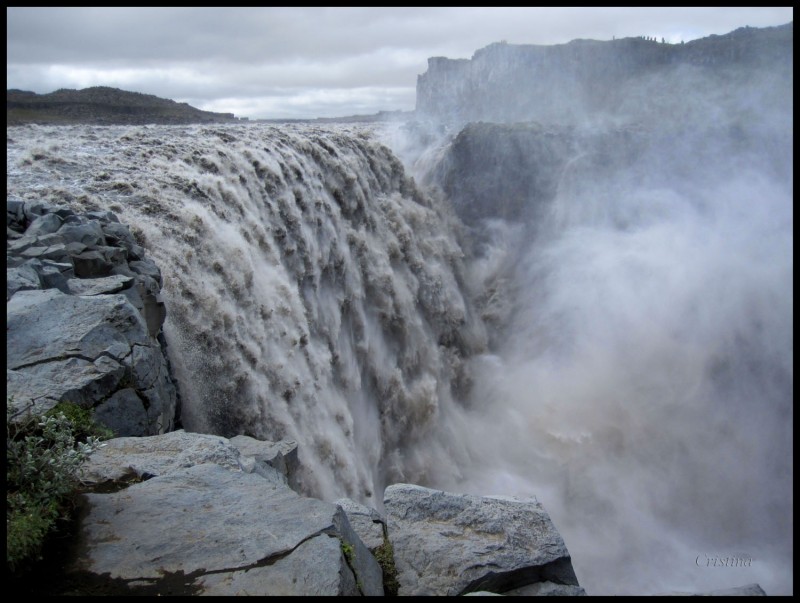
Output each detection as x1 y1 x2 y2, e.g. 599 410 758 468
46 402 115 442
6 402 107 572
374 538 400 596
340 541 355 565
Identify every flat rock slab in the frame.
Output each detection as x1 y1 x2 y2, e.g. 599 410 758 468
67 274 134 296
79 430 245 485
384 483 580 596
195 534 358 596
75 460 383 595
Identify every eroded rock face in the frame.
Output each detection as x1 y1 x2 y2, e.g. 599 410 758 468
6 200 177 436
383 483 580 596
416 23 792 126
72 431 383 596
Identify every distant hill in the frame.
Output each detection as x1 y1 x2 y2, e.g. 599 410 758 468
7 86 239 125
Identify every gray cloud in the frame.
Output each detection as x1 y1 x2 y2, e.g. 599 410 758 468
6 7 794 118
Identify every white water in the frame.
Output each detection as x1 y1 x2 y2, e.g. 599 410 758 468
7 120 792 595
6 123 487 503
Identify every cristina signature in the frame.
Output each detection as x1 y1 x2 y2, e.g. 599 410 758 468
696 554 752 567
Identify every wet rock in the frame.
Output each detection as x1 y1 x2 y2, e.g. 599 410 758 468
384 483 580 596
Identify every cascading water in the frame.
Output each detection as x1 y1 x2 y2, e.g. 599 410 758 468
6 123 487 505
6 115 792 596
401 118 794 596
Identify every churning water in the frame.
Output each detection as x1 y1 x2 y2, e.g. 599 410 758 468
6 120 792 595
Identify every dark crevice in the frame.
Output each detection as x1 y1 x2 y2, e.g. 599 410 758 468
11 348 130 372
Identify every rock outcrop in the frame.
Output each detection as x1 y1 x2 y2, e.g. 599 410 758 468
335 497 388 552
416 23 792 126
383 483 583 596
71 431 383 596
23 428 769 596
7 200 177 436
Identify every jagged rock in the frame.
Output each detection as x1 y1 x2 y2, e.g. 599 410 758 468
6 288 175 435
86 209 120 224
7 197 26 228
20 242 71 264
71 248 116 277
334 497 387 551
25 212 63 236
37 260 74 291
22 200 48 222
6 261 41 299
384 484 580 596
58 220 106 247
129 258 162 286
6 200 175 425
92 388 150 437
228 434 299 485
7 354 125 416
66 274 134 296
74 460 383 595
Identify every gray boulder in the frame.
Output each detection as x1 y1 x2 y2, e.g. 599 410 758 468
6 260 42 299
24 212 63 236
228 434 299 486
7 288 176 436
75 454 383 595
37 260 74 291
79 430 245 486
384 484 580 596
66 274 134 296
335 497 387 551
58 220 106 247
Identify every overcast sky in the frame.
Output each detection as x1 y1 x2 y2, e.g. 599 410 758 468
6 7 794 120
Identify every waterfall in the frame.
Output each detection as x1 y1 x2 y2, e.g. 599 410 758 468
6 123 486 505
6 117 792 595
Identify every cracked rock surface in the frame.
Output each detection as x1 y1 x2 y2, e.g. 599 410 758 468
6 200 177 436
384 483 581 596
72 431 383 596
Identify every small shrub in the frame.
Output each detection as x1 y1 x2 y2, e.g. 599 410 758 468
46 402 115 442
6 402 107 572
